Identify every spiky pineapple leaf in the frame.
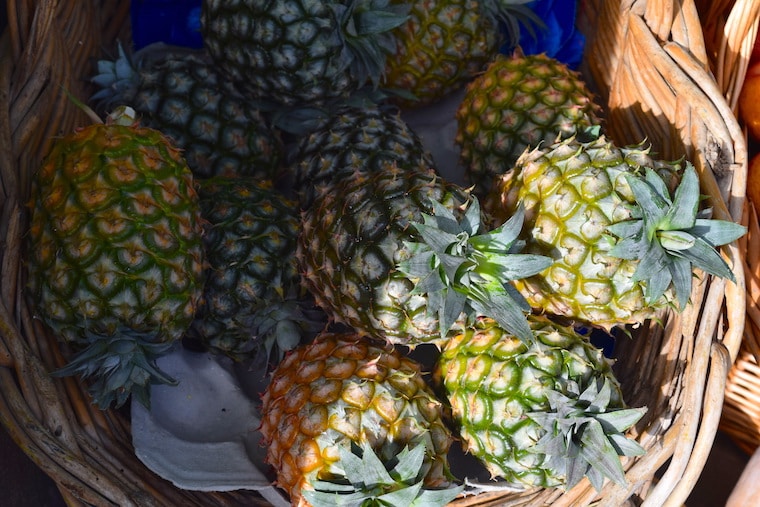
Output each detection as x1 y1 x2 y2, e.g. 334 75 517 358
660 163 698 228
391 445 426 483
483 0 545 50
670 237 738 281
302 442 463 507
440 289 468 339
691 218 748 246
332 0 411 88
577 421 626 489
469 280 534 339
90 41 139 106
397 199 551 340
413 222 461 256
606 164 746 309
52 328 178 409
608 433 649 457
479 253 555 282
468 204 524 252
527 379 646 491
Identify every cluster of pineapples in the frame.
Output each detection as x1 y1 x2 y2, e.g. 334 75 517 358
25 1 746 506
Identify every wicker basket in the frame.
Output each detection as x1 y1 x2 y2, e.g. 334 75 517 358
698 0 760 457
0 1 747 506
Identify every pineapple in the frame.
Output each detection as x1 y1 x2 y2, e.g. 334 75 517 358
26 108 205 408
201 0 409 108
298 166 468 346
187 177 324 363
381 0 537 108
259 332 461 506
434 315 646 490
284 104 435 209
486 133 746 329
90 43 283 180
298 165 549 347
456 51 602 197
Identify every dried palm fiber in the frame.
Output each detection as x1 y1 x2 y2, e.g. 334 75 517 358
0 1 747 506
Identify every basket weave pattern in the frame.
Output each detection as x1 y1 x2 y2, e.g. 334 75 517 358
0 1 747 506
696 0 760 457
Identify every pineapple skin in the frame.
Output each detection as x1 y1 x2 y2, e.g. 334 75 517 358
486 135 681 330
201 0 359 107
260 332 454 505
285 105 435 210
27 122 205 406
434 316 624 488
456 52 602 198
382 0 499 108
188 178 304 360
297 166 472 347
94 50 283 180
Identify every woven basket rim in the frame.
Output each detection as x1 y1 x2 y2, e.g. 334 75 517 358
705 0 760 460
0 1 749 506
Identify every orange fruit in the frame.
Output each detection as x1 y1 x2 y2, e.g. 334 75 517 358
748 153 760 208
739 62 760 141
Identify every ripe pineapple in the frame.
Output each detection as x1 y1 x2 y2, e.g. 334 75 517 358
201 0 409 108
486 133 746 329
187 177 324 363
456 51 602 197
381 0 538 108
259 332 460 506
434 316 646 490
284 104 435 209
381 0 499 108
27 108 205 408
298 166 469 346
298 162 549 347
91 44 283 180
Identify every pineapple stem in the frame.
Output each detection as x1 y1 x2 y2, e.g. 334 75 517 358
60 85 104 124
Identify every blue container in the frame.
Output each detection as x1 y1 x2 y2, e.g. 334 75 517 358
131 0 203 50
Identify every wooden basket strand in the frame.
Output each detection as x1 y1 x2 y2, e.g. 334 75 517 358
697 0 760 114
696 0 760 457
0 1 747 506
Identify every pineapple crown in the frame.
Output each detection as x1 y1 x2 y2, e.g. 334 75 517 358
302 441 463 507
52 327 177 409
90 41 140 109
331 0 411 90
90 41 211 110
396 197 552 342
606 164 746 310
234 298 327 367
527 378 647 491
482 0 544 51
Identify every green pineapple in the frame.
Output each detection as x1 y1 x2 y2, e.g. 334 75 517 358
486 133 746 329
298 165 550 347
26 109 205 408
91 44 283 180
456 51 602 197
187 177 324 363
435 315 646 490
201 0 409 108
298 167 467 347
284 104 435 209
382 0 538 108
260 332 461 506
